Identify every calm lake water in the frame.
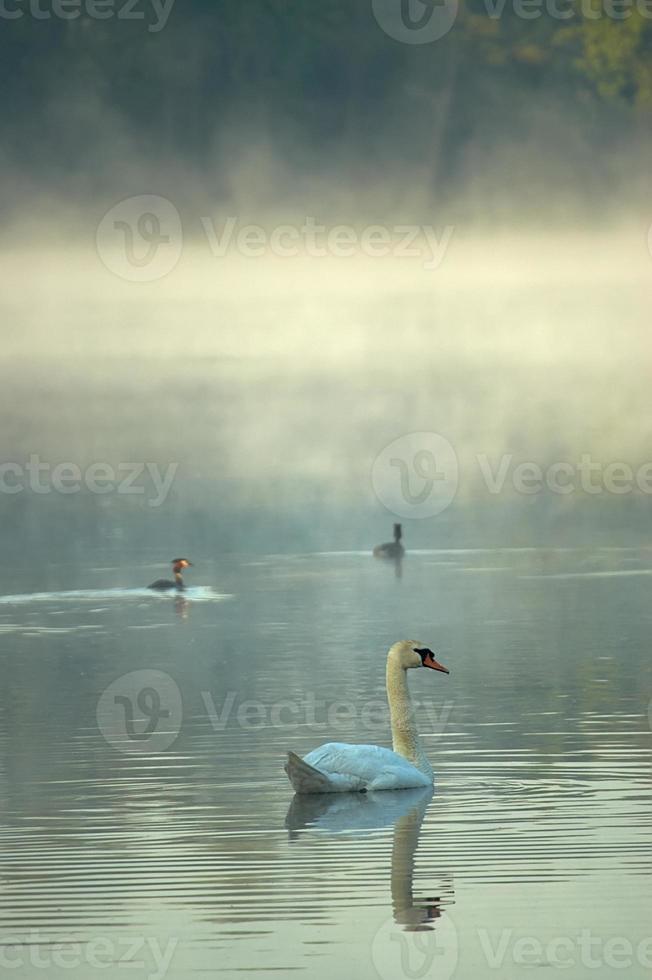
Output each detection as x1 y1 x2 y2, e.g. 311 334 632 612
1 251 651 977
0 546 650 980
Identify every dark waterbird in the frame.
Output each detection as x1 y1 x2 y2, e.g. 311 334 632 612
148 558 193 592
373 523 405 560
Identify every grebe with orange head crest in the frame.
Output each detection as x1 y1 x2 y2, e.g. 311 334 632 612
148 558 193 592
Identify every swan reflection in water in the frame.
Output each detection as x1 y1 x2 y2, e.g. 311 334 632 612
285 787 454 930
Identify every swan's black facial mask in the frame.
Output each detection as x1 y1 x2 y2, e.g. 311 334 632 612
414 648 449 674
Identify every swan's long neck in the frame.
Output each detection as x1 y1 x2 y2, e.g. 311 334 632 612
386 656 433 779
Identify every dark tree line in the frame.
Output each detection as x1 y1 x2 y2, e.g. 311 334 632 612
0 0 649 201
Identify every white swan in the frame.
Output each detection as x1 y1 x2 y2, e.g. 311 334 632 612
285 640 449 793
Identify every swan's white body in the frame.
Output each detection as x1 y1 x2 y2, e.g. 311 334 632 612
285 640 448 794
300 742 431 792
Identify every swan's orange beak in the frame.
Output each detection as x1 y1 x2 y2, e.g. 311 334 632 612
423 652 449 674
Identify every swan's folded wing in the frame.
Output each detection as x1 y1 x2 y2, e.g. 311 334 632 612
304 742 430 791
